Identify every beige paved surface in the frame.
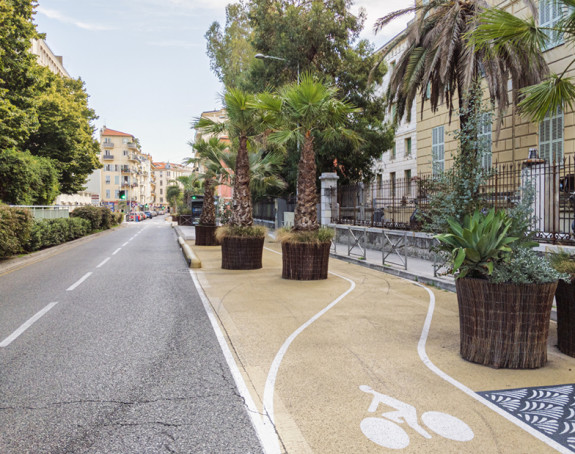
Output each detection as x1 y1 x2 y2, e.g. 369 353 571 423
189 238 575 454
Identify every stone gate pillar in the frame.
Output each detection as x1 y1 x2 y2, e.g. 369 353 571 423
320 172 339 226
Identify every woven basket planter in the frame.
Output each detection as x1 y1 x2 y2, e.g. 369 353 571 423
195 225 219 246
555 280 575 357
455 278 557 369
221 236 264 270
282 241 330 280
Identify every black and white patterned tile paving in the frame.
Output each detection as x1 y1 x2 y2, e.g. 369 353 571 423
479 384 575 451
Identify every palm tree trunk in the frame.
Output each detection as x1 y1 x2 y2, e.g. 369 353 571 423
200 178 216 225
294 131 318 231
231 135 253 226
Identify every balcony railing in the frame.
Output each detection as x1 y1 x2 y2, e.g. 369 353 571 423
102 154 114 160
103 142 114 148
127 142 137 149
128 153 138 162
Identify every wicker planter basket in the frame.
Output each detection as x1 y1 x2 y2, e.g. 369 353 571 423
282 241 330 280
221 236 264 270
455 278 557 369
555 280 575 357
195 225 219 246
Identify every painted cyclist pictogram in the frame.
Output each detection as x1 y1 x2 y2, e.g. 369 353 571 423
359 385 474 449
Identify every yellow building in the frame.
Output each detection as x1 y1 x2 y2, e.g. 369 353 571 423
99 128 153 211
412 0 575 174
151 162 194 207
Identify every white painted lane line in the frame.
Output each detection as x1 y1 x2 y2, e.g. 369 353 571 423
66 272 92 291
414 282 571 454
189 270 280 454
262 247 356 428
122 242 129 247
96 257 111 268
112 248 121 255
0 302 58 347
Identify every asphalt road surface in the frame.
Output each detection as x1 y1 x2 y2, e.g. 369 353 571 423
0 216 264 454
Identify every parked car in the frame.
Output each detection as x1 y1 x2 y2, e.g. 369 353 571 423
144 211 152 219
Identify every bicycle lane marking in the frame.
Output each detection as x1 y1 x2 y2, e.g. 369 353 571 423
414 282 571 454
262 246 356 427
188 269 282 454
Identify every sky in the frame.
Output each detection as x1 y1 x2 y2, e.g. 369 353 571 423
34 0 411 164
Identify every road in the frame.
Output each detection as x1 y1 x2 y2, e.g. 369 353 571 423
0 217 263 454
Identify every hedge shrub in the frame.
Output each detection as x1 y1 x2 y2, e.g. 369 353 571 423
27 217 91 252
70 206 122 231
0 205 33 258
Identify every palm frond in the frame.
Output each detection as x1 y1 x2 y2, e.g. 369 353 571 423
519 74 575 122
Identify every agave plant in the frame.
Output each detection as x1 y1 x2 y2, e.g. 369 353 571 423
435 208 519 279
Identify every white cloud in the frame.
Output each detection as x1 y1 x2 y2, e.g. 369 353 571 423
37 6 115 31
354 0 414 46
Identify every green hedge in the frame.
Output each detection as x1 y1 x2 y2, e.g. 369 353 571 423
0 205 123 258
0 205 34 257
27 217 92 252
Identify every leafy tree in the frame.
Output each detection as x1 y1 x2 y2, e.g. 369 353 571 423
204 0 393 187
24 66 101 194
470 0 575 122
258 74 360 231
0 0 40 150
375 0 547 146
175 174 203 209
166 185 181 214
0 148 59 204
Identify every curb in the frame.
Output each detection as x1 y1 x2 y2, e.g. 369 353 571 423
174 232 201 269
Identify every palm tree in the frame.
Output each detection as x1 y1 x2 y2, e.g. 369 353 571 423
195 88 265 227
258 73 360 232
470 0 575 122
207 142 287 200
374 0 548 144
175 174 203 209
166 185 181 214
184 137 228 226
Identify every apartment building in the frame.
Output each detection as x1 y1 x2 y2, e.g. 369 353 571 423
99 128 154 212
31 39 70 78
151 162 194 207
374 35 418 208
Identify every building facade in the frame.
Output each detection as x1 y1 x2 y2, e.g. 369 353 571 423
99 128 154 212
151 162 194 208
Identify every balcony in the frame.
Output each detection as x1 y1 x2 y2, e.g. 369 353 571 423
121 182 131 188
102 154 114 160
121 166 131 174
128 153 138 162
103 142 114 149
127 142 137 149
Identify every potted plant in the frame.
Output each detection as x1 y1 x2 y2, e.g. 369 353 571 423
257 74 360 280
436 208 563 368
549 251 575 357
184 137 228 246
195 88 268 269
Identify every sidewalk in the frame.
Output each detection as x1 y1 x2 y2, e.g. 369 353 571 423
175 224 575 454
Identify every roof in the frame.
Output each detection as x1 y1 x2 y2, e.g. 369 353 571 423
101 128 133 138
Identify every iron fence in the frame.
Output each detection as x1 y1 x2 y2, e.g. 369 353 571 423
335 158 575 244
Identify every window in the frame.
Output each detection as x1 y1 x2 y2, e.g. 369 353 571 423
105 189 110 199
540 0 564 49
114 176 120 185
391 141 396 160
123 150 128 156
539 107 564 163
123 138 129 144
160 180 163 186
115 165 119 172
115 190 119 199
479 113 492 169
160 188 163 195
104 138 111 143
405 137 412 157
390 172 396 198
391 103 397 123
405 169 412 196
105 164 111 171
167 171 171 177
432 126 445 175
105 175 111 184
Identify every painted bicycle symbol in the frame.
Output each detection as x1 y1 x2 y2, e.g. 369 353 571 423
359 385 474 449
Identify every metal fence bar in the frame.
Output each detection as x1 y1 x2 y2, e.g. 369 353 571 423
336 159 575 245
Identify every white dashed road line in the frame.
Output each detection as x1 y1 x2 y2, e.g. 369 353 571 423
66 272 92 291
112 248 121 255
0 302 59 347
96 257 111 268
